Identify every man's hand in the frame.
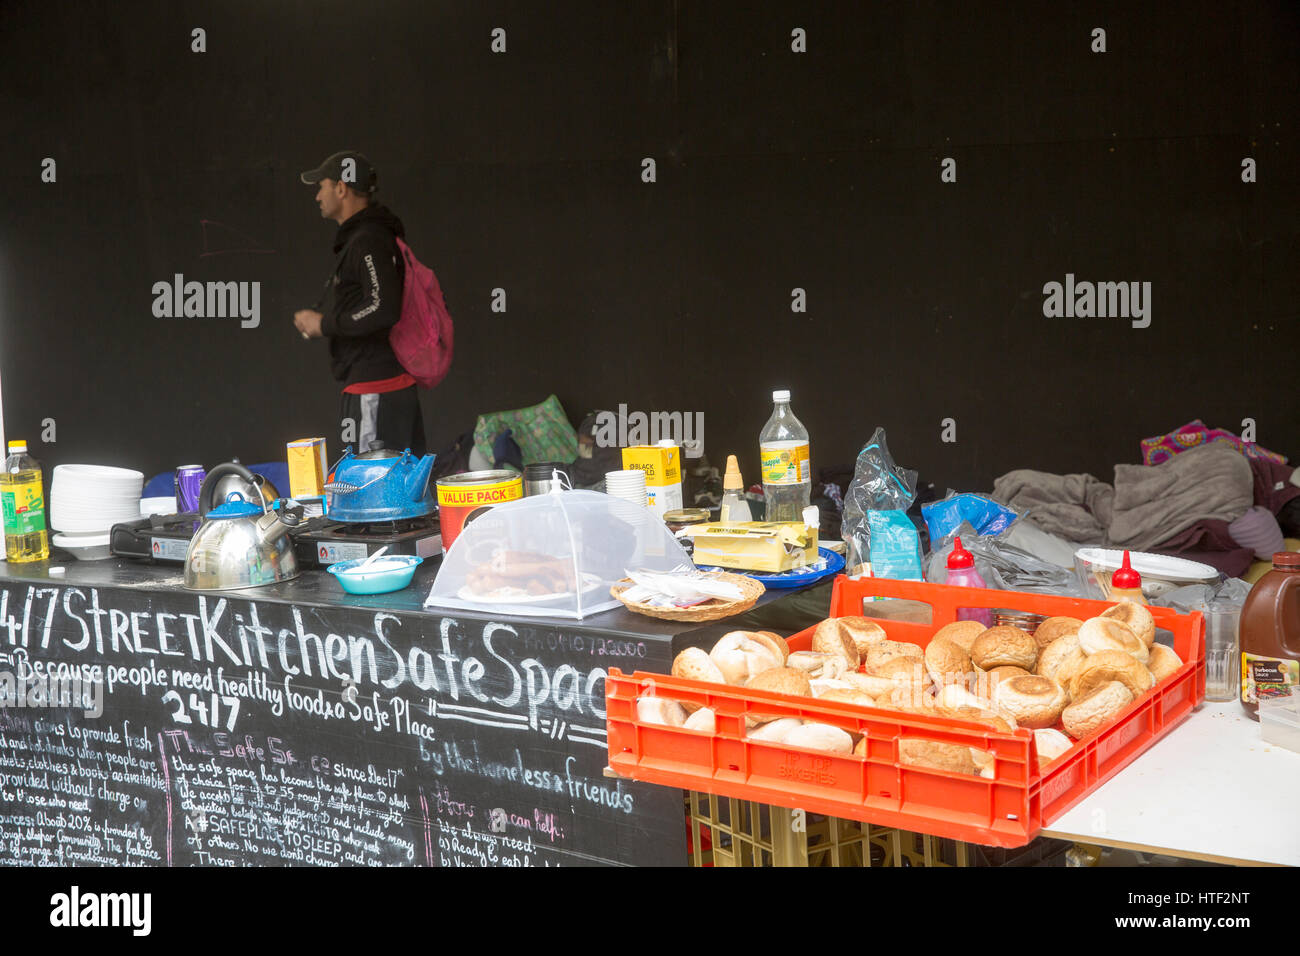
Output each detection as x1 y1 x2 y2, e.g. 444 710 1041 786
293 309 324 339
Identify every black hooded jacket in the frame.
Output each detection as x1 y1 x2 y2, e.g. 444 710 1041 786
315 204 407 385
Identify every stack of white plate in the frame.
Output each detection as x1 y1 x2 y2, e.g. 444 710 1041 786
605 469 648 507
50 464 144 559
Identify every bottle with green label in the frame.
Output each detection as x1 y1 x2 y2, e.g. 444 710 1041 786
1 439 50 562
759 389 811 523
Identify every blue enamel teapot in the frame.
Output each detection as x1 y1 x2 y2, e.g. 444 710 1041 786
325 442 436 522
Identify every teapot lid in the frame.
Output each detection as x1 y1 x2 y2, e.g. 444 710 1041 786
356 440 404 460
207 492 262 519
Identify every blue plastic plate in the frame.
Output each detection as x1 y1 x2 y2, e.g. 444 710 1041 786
696 547 845 589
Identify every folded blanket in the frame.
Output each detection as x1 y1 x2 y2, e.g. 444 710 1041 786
991 470 1113 543
1110 443 1253 549
993 443 1253 550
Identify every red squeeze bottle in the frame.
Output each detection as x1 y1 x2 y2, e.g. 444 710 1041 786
1108 551 1144 602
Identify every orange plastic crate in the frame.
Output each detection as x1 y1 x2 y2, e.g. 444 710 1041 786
607 575 1205 848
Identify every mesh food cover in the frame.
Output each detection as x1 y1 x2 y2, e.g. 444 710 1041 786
424 488 692 619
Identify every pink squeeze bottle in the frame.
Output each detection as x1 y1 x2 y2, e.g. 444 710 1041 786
946 537 993 626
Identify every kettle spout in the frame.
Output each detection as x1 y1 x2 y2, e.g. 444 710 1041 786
254 509 295 549
407 454 436 501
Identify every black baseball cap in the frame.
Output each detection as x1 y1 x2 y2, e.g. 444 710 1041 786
300 151 377 194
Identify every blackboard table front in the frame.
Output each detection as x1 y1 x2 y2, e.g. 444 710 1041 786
0 559 825 867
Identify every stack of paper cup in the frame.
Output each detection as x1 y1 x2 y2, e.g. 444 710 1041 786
605 469 648 507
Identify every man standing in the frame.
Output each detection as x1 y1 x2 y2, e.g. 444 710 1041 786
294 151 426 456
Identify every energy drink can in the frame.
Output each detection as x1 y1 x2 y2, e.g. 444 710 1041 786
174 464 206 514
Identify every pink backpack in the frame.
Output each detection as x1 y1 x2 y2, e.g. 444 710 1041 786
389 237 454 388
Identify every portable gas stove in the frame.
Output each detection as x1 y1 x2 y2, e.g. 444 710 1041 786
110 513 203 562
290 514 442 569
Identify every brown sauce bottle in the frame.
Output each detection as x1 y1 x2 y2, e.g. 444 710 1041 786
1239 551 1300 720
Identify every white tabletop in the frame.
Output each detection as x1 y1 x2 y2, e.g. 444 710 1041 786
1041 700 1300 866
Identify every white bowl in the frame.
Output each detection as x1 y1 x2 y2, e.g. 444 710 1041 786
52 532 112 561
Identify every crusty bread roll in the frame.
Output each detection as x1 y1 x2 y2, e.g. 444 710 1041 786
938 705 1016 734
1146 643 1183 683
863 640 925 673
970 748 996 776
1101 600 1156 648
636 697 686 726
971 665 1030 699
1033 616 1084 650
672 647 726 684
1036 633 1085 683
970 626 1038 670
1067 650 1154 702
745 666 812 698
1062 680 1134 738
841 672 899 697
783 722 855 754
684 707 717 732
819 616 890 657
817 687 877 709
787 651 842 677
887 684 937 709
811 619 861 667
874 656 931 685
710 633 782 685
931 620 987 654
898 738 977 775
749 630 790 664
995 675 1069 729
810 678 855 696
748 717 804 742
925 636 974 687
1079 617 1149 664
1033 728 1074 768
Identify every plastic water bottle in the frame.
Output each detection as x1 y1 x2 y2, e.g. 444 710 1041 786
759 389 810 523
1 440 50 562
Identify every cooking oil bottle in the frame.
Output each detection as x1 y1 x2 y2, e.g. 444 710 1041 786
1 440 50 562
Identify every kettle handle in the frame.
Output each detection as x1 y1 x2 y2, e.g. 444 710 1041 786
197 462 258 517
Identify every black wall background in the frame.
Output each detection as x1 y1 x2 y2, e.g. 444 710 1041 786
1 0 1297 493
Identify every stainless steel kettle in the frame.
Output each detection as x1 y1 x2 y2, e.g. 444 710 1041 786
184 493 303 590
198 460 281 516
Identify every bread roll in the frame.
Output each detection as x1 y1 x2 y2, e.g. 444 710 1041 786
931 620 987 654
970 748 996 776
995 675 1069 729
810 678 855 696
811 619 862 666
1146 643 1183 683
842 672 899 697
1061 680 1134 738
898 738 977 775
1068 649 1155 701
672 647 726 684
1033 728 1074 768
1037 633 1085 683
936 684 993 711
745 666 812 698
834 616 889 656
1078 617 1149 664
709 633 783 685
938 705 1016 734
1101 600 1156 648
787 651 842 677
783 722 854 754
925 636 974 687
817 687 877 709
749 630 790 664
748 717 804 742
874 656 930 685
971 665 1030 698
887 684 937 709
863 640 925 673
1033 616 1084 650
969 626 1038 670
636 697 686 726
684 707 717 732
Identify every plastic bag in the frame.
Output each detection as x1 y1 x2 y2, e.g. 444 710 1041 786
921 492 1017 542
926 520 1086 596
842 428 918 574
865 510 923 580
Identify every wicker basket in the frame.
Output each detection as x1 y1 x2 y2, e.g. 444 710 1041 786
610 572 765 622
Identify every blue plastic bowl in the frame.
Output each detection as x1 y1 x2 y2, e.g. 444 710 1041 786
327 555 423 594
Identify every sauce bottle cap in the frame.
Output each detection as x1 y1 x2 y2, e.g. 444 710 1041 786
947 536 975 569
1273 551 1300 569
1112 550 1142 588
723 455 744 491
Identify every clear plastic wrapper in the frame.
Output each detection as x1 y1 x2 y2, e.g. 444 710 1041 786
424 488 692 619
841 428 918 574
926 520 1087 596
